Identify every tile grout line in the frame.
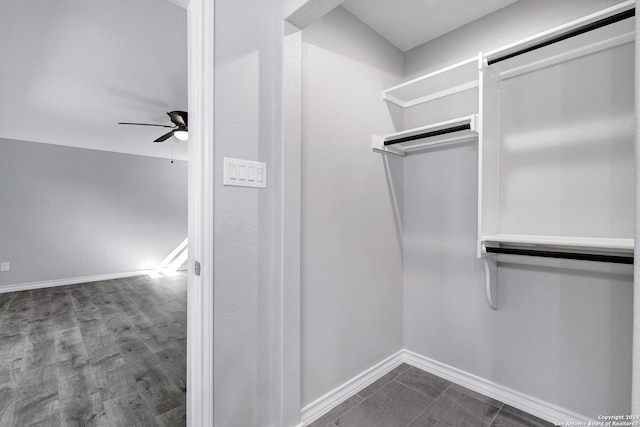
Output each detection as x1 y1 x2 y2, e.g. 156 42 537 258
324 394 367 426
391 377 448 401
320 365 413 427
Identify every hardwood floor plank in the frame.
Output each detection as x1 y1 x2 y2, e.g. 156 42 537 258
52 311 79 330
130 316 169 353
125 354 185 416
101 313 138 342
22 340 56 371
0 275 186 426
103 390 159 427
85 335 120 365
51 293 74 314
92 354 137 401
0 327 26 373
154 346 186 393
0 369 21 426
156 404 186 427
156 321 186 350
12 365 60 426
57 358 99 400
26 318 53 345
118 339 153 361
57 358 109 426
59 393 110 427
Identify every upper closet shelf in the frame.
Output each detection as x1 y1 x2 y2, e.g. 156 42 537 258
372 115 477 156
481 234 634 252
383 56 479 108
484 0 635 79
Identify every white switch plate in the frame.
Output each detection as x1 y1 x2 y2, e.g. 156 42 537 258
223 157 267 188
0 262 9 272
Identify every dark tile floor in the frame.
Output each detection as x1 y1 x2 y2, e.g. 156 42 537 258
0 274 186 426
309 364 553 427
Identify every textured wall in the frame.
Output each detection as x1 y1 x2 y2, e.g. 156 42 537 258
0 138 187 287
213 0 283 425
300 6 405 406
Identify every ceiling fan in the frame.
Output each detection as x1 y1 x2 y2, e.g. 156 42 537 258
118 111 188 142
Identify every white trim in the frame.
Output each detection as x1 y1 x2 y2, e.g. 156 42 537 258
186 0 215 426
280 22 304 427
300 350 404 425
299 349 594 426
285 0 346 30
481 234 634 252
402 81 479 108
382 56 479 108
403 350 593 424
484 0 635 62
166 0 190 9
0 270 152 293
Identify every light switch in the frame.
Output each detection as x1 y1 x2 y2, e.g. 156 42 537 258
223 157 267 188
0 262 9 272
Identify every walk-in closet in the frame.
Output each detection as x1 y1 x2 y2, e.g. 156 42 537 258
296 0 635 424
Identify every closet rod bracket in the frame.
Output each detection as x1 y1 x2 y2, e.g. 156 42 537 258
481 244 498 310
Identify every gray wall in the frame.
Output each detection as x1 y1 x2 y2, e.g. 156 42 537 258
402 0 633 417
301 7 405 406
0 138 187 287
213 0 284 425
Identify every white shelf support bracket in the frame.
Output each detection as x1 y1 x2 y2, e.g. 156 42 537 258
482 244 498 310
371 135 405 156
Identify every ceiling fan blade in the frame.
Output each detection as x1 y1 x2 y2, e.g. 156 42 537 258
167 111 188 128
118 122 175 128
154 130 175 143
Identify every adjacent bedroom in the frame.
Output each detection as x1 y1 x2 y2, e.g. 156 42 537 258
0 0 188 425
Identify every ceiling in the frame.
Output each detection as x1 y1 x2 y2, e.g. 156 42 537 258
342 0 520 52
0 0 188 160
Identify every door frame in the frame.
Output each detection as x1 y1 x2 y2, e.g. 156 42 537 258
186 0 214 426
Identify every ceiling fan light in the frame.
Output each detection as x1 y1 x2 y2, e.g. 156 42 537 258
174 130 189 141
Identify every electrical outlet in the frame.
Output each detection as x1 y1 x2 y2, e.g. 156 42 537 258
0 262 9 272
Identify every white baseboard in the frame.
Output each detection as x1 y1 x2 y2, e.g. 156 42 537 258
298 349 592 426
403 350 593 424
0 270 153 293
300 349 404 425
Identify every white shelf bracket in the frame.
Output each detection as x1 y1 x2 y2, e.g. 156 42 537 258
481 244 498 310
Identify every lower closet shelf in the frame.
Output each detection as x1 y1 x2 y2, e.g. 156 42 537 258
479 234 634 310
481 234 634 252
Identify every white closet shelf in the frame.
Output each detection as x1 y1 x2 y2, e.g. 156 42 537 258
372 115 477 156
481 234 634 252
383 56 479 108
485 0 635 79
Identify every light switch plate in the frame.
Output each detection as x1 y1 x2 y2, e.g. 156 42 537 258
223 157 267 188
0 262 9 272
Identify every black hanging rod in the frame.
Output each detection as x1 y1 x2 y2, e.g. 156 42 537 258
485 247 633 264
384 124 471 146
488 8 635 65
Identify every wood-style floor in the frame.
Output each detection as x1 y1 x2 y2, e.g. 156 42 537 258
0 274 186 426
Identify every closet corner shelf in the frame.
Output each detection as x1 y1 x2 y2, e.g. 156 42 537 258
481 234 634 252
484 0 635 79
383 56 479 108
372 115 477 156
